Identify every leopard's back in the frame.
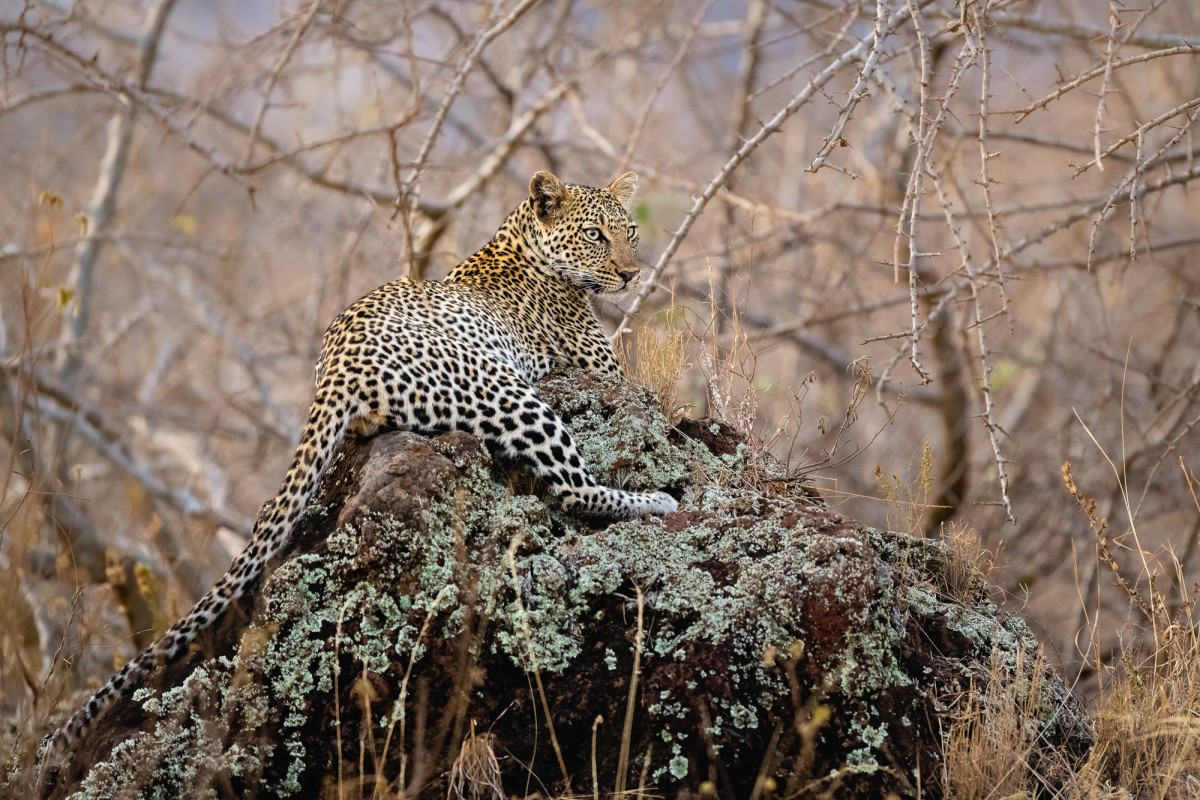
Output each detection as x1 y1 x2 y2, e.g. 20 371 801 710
42 171 675 786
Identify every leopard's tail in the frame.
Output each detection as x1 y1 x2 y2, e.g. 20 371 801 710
41 395 351 774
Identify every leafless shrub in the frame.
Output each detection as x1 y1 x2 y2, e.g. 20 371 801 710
2 0 1199 792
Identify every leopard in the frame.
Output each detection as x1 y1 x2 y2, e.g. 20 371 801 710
42 170 678 774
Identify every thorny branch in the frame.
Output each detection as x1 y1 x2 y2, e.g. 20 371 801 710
614 0 918 340
1072 96 1200 177
399 0 542 212
1086 105 1200 268
807 0 889 175
1013 44 1200 122
929 163 1015 523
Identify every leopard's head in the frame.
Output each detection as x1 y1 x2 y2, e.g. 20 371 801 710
527 170 641 294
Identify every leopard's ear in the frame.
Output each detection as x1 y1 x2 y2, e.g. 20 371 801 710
530 171 568 222
606 171 638 210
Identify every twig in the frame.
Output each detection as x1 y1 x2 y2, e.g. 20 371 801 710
1130 129 1142 261
1073 96 1200 178
713 0 770 352
379 584 456 787
240 0 322 166
929 163 1016 523
616 0 715 174
965 153 1200 277
750 7 864 105
114 242 293 442
871 15 982 387
1085 105 1200 268
503 531 570 790
401 0 541 208
987 10 1200 49
899 0 933 384
807 0 889 174
440 80 573 212
614 584 645 796
614 0 917 341
1012 44 1200 123
590 715 603 800
971 8 1011 329
410 78 574 275
1091 2 1122 173
28 378 250 533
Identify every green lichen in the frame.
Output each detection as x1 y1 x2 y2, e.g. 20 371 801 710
539 372 734 496
64 375 1087 795
67 663 265 800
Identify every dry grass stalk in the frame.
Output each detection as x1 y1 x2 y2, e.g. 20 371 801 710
1062 461 1154 623
939 522 996 604
873 441 936 535
447 721 504 800
941 647 1047 799
621 323 689 422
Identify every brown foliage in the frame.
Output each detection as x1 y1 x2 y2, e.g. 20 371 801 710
1 0 1199 794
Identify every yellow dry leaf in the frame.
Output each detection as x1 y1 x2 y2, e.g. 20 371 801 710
359 103 381 125
171 214 198 237
56 286 76 313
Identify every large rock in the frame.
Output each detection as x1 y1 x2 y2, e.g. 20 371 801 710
46 373 1091 799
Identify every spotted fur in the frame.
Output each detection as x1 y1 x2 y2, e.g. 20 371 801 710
44 171 676 766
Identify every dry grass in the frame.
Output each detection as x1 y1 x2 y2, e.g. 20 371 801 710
873 441 936 535
1075 654 1200 799
619 320 690 424
938 521 997 605
1056 461 1200 799
448 722 505 800
941 647 1049 799
936 461 1200 798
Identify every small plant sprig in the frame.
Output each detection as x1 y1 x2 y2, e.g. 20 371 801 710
1062 460 1154 623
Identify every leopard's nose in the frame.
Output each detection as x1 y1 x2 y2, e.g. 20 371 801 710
618 269 638 284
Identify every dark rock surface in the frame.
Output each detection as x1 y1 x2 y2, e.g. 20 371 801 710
48 373 1092 798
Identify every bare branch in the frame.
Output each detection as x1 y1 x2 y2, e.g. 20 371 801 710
614 1 918 340
6 363 251 536
616 0 715 174
240 0 322 166
56 0 178 381
401 0 542 208
807 0 889 175
988 10 1200 49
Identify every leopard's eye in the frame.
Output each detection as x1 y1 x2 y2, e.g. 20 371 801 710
584 227 604 243
627 224 638 241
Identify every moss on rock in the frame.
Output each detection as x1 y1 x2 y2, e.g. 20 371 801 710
48 371 1091 799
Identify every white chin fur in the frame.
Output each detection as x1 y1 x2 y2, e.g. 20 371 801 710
595 280 638 309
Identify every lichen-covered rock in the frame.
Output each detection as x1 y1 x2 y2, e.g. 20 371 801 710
47 372 1091 799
